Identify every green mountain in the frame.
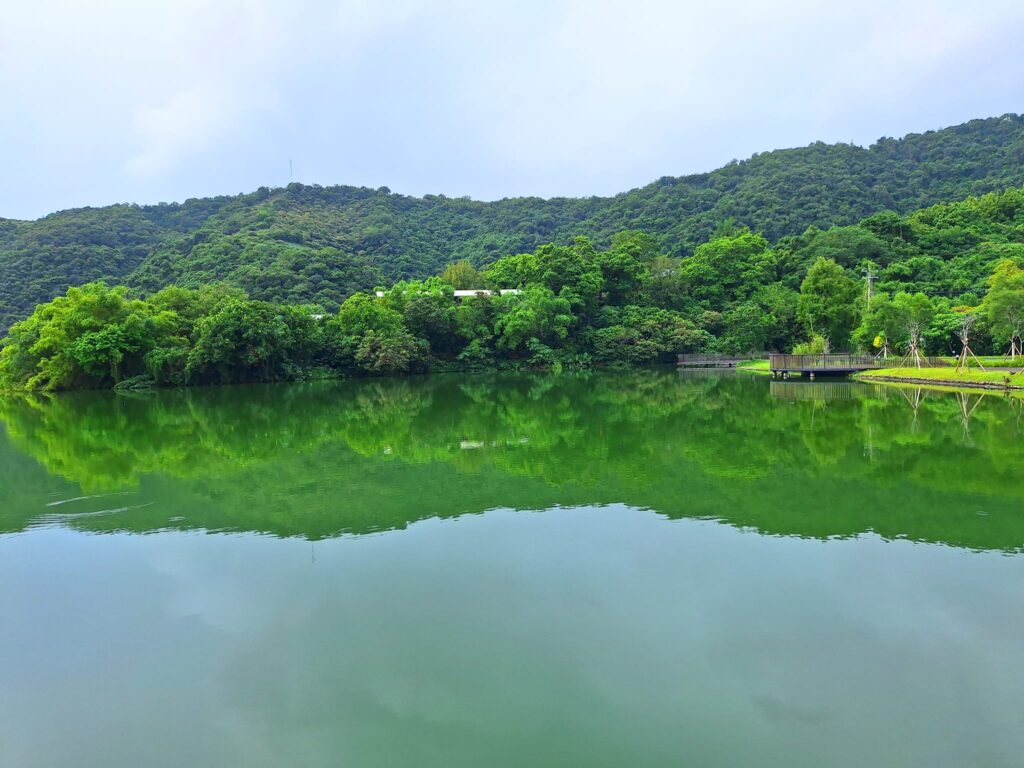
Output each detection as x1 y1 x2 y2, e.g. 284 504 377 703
3 113 1024 330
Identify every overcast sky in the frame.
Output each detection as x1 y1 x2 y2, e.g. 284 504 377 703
2 0 1023 220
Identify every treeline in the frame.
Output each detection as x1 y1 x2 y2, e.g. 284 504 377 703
4 114 1024 332
0 232 708 390
4 178 1024 390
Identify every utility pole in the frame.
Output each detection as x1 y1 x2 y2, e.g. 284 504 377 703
863 266 875 307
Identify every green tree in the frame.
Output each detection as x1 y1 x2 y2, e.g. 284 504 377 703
981 259 1024 355
853 293 901 352
535 238 604 318
325 293 405 367
752 283 799 351
678 232 776 308
720 301 773 354
590 306 711 364
440 260 483 289
0 283 170 390
186 299 320 384
492 287 573 355
853 292 934 354
354 329 426 373
598 231 660 306
793 226 894 270
485 251 539 289
797 258 861 349
380 279 460 357
923 300 967 355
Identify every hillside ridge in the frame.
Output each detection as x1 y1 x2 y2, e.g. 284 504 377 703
2 113 1024 330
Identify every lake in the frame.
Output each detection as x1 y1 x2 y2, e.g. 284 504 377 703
1 369 1023 767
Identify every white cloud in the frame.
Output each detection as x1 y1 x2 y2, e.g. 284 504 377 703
1 0 1024 217
125 88 237 178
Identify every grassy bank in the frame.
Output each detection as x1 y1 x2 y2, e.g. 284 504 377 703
935 355 1024 368
857 366 1024 391
737 359 771 375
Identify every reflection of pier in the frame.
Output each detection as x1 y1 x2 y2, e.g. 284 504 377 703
677 367 738 379
770 380 884 401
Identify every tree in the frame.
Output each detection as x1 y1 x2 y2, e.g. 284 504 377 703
981 259 1024 357
893 292 935 364
678 231 776 308
639 255 684 310
453 294 497 364
589 305 711 364
854 294 899 354
923 300 967 355
860 211 910 245
793 226 894 270
325 293 405 367
71 312 151 383
720 301 773 354
380 279 459 357
440 260 483 289
752 283 799 351
0 283 169 390
534 238 604 318
797 258 861 349
492 287 573 355
853 292 932 358
485 251 539 289
354 329 426 373
186 299 320 384
598 241 649 306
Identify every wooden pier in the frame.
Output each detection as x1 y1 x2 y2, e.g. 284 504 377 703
769 354 944 378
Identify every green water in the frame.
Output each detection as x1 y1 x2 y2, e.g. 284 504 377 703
1 370 1022 767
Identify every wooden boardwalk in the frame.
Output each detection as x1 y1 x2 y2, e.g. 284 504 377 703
769 354 943 378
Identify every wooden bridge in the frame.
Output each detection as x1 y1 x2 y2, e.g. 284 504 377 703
769 354 944 378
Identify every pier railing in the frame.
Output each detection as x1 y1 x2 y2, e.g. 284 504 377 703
769 354 946 372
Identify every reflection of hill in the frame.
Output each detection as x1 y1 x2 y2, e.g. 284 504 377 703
1 371 1022 552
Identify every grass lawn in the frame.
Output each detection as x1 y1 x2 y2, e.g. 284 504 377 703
936 355 1023 368
858 366 1024 388
737 359 771 374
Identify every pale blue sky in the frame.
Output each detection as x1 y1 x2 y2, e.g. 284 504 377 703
2 0 1023 220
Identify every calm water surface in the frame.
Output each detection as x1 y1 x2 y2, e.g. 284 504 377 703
1 370 1023 767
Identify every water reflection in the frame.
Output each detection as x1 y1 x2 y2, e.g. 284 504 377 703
1 370 1023 551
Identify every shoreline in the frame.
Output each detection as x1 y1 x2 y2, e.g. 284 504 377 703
854 371 1024 393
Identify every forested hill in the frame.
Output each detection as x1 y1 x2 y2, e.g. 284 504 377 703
3 113 1024 330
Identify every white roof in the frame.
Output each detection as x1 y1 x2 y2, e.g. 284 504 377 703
373 288 521 299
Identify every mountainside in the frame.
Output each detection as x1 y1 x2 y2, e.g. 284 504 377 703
3 113 1024 330
4 180 1024 392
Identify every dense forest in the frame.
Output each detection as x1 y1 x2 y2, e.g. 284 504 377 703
3 114 1024 332
3 178 1024 391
